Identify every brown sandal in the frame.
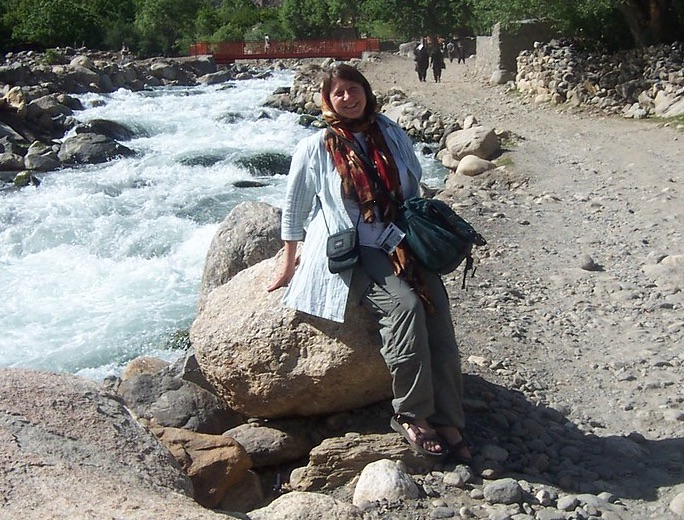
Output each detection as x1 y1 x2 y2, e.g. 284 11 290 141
390 414 446 458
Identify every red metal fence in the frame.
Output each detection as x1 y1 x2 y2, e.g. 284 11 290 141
189 38 381 64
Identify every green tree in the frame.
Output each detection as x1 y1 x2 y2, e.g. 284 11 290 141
212 0 261 41
280 0 335 39
134 0 209 56
358 0 470 40
469 0 683 47
4 0 102 48
93 0 137 50
0 2 11 49
2 0 137 50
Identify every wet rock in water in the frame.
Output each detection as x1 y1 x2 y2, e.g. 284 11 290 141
57 132 136 164
236 151 291 176
233 179 268 188
177 153 224 167
75 118 138 141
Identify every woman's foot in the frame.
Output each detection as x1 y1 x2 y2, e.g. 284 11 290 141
434 425 472 463
390 414 446 457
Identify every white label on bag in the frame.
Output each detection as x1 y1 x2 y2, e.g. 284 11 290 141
377 223 405 254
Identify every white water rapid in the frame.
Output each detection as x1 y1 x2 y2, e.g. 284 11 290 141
0 70 447 380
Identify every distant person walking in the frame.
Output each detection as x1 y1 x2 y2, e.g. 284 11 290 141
455 39 465 64
446 40 455 63
264 34 271 53
430 45 445 82
413 38 429 82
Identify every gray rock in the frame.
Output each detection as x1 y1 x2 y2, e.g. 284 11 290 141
0 151 24 170
442 465 475 487
290 433 438 491
483 478 523 505
191 254 391 419
75 118 137 141
444 125 500 161
225 422 315 468
116 362 243 434
556 494 579 510
579 254 602 271
454 154 497 176
57 132 136 164
352 459 420 507
0 368 236 519
670 492 684 516
197 201 282 311
249 491 363 520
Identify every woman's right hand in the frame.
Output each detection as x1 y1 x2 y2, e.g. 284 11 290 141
266 241 298 292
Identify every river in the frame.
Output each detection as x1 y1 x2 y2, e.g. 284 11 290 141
0 69 446 380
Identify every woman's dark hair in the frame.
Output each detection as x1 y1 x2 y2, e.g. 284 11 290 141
321 63 377 119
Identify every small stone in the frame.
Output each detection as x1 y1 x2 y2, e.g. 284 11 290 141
556 495 579 511
430 506 456 518
579 254 602 271
670 492 684 516
483 478 523 505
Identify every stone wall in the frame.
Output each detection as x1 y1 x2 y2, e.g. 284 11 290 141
516 39 684 118
476 21 558 78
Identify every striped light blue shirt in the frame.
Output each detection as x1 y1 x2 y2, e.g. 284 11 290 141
281 114 422 322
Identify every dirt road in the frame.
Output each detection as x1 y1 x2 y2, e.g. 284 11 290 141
360 52 684 519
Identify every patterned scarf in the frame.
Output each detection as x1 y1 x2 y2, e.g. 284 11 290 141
322 96 433 309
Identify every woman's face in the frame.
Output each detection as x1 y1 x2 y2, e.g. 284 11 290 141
329 77 367 120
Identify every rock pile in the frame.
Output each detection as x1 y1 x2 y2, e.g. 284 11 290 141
264 59 504 177
516 39 684 119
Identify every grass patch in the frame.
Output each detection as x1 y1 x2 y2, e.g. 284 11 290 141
656 114 684 130
495 155 515 168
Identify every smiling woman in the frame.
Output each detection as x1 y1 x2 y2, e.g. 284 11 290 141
267 63 472 463
328 78 367 120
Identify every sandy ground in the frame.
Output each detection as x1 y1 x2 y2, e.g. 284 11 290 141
356 53 684 518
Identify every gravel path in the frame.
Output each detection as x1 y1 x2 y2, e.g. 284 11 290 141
357 53 684 519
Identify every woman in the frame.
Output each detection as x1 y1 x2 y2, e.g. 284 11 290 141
267 64 470 461
430 44 445 82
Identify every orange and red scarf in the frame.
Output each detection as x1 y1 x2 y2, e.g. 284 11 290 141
321 97 433 309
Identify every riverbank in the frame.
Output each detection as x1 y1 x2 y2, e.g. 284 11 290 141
1 50 682 519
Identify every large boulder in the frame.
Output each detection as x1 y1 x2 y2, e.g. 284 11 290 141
0 368 236 519
455 154 497 176
444 125 500 161
198 201 282 311
190 254 392 419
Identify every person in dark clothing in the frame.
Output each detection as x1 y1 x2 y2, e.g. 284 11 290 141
413 39 429 82
455 40 465 64
430 45 445 82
